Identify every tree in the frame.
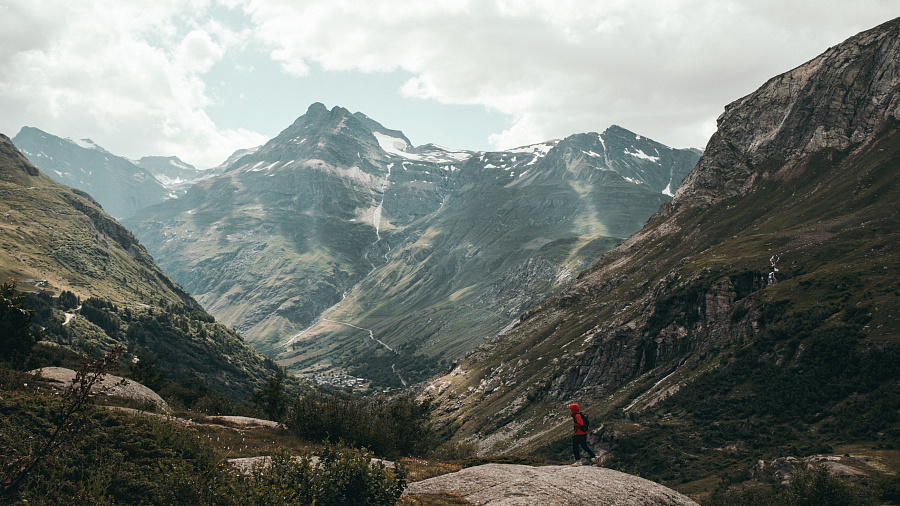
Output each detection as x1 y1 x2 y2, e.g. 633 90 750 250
0 282 38 364
57 290 79 311
251 373 289 422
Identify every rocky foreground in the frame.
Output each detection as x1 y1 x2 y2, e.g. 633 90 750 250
404 463 698 505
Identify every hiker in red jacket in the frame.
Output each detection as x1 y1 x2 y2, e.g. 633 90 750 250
569 403 597 465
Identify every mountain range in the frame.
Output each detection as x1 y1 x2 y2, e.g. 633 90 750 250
11 128 218 220
418 16 900 492
121 104 700 387
133 155 221 194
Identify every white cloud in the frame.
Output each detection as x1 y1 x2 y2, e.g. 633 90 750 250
488 114 543 150
238 0 899 149
0 0 265 168
175 29 225 73
0 0 896 170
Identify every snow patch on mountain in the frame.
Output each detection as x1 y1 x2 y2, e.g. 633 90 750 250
154 175 186 186
414 144 472 162
67 138 103 151
374 132 412 156
508 141 557 156
244 160 284 172
168 159 192 170
506 141 557 166
625 148 660 162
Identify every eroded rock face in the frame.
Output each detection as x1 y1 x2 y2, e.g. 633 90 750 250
543 271 768 401
549 18 900 404
404 463 698 506
670 17 900 213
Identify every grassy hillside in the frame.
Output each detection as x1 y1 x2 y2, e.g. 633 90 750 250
0 134 284 398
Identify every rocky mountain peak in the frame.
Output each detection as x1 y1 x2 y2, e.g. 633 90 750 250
549 126 700 196
236 103 393 171
670 16 900 211
306 101 329 115
602 124 637 139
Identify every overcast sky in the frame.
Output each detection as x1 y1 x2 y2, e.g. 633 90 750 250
1 1 897 168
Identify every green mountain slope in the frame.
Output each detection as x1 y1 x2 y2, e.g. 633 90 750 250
124 105 700 387
0 134 283 398
420 17 900 494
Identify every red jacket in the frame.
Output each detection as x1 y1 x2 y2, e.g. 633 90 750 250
569 403 587 435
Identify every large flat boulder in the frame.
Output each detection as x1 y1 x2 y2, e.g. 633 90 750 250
29 366 170 413
404 463 698 506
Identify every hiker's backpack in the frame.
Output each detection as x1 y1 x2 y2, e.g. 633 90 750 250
579 412 590 430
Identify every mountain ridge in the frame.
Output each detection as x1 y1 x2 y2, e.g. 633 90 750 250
417 17 900 492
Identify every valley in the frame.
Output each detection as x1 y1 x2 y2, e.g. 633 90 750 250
2 13 899 504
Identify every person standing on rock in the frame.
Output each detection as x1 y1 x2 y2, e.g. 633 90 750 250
569 403 598 465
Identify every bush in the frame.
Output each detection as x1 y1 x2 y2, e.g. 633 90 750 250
704 465 877 506
1 384 407 505
237 445 406 506
287 391 434 459
430 440 478 461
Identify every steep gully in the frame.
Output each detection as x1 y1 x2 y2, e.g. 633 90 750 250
364 162 392 274
280 163 407 387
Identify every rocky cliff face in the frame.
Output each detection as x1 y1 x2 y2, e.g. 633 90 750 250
422 17 900 469
124 103 701 386
667 17 900 214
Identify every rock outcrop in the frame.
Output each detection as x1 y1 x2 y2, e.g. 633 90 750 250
665 17 900 215
30 367 170 413
404 464 698 505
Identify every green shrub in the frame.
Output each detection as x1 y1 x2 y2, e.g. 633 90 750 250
287 391 434 459
237 446 406 506
1 386 408 505
430 440 478 461
704 465 877 506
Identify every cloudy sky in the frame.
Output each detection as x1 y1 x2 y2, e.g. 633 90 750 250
1 1 897 168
